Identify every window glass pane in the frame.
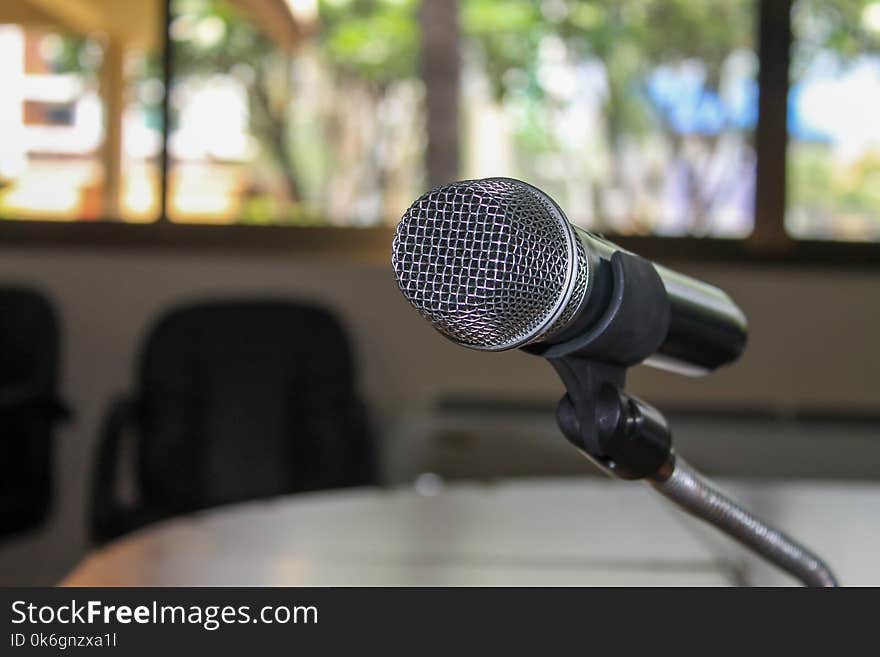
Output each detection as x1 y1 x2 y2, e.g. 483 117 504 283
787 0 880 241
460 0 758 237
168 0 424 225
0 5 162 222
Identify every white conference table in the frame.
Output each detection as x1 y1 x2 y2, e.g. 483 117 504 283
64 478 880 587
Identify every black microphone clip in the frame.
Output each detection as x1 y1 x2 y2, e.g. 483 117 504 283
526 250 674 479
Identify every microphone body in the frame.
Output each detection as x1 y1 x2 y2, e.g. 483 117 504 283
392 177 747 375
542 226 747 375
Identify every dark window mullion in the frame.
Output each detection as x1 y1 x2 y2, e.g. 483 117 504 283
752 0 793 251
158 0 173 224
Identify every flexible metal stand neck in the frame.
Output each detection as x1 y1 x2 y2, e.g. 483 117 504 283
650 456 838 587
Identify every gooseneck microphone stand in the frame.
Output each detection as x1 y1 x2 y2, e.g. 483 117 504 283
531 252 838 587
649 457 837 587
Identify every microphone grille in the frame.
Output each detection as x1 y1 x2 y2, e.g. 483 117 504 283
392 178 585 351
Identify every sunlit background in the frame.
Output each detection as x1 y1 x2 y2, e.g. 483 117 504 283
787 0 880 241
0 0 878 240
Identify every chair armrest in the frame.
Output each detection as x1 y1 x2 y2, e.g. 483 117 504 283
89 395 139 544
0 384 70 421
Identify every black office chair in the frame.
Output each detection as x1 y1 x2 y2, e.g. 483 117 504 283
0 287 67 540
90 300 376 544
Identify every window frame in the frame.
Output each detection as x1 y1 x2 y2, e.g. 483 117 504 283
1 0 878 267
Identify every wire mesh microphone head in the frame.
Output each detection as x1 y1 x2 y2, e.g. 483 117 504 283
392 177 588 351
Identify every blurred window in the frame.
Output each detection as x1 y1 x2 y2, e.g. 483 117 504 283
460 0 758 237
786 0 880 242
0 0 877 253
0 12 163 223
167 0 424 225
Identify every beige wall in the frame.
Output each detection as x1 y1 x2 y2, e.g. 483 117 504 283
0 245 878 582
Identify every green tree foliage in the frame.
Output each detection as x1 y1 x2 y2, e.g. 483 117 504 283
170 0 420 213
459 0 757 231
319 0 420 84
171 0 299 201
788 0 880 239
462 0 754 136
792 0 880 77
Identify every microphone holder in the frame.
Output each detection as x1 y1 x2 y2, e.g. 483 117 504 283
528 251 838 587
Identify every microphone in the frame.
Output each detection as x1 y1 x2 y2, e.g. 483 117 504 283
390 177 839 587
391 177 747 376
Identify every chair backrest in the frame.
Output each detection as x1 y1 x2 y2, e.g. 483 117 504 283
134 300 375 515
0 288 57 392
0 287 62 539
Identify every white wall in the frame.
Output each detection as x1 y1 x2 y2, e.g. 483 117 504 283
0 246 878 583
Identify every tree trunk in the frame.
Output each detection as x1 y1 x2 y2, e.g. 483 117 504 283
251 62 301 205
421 0 460 188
